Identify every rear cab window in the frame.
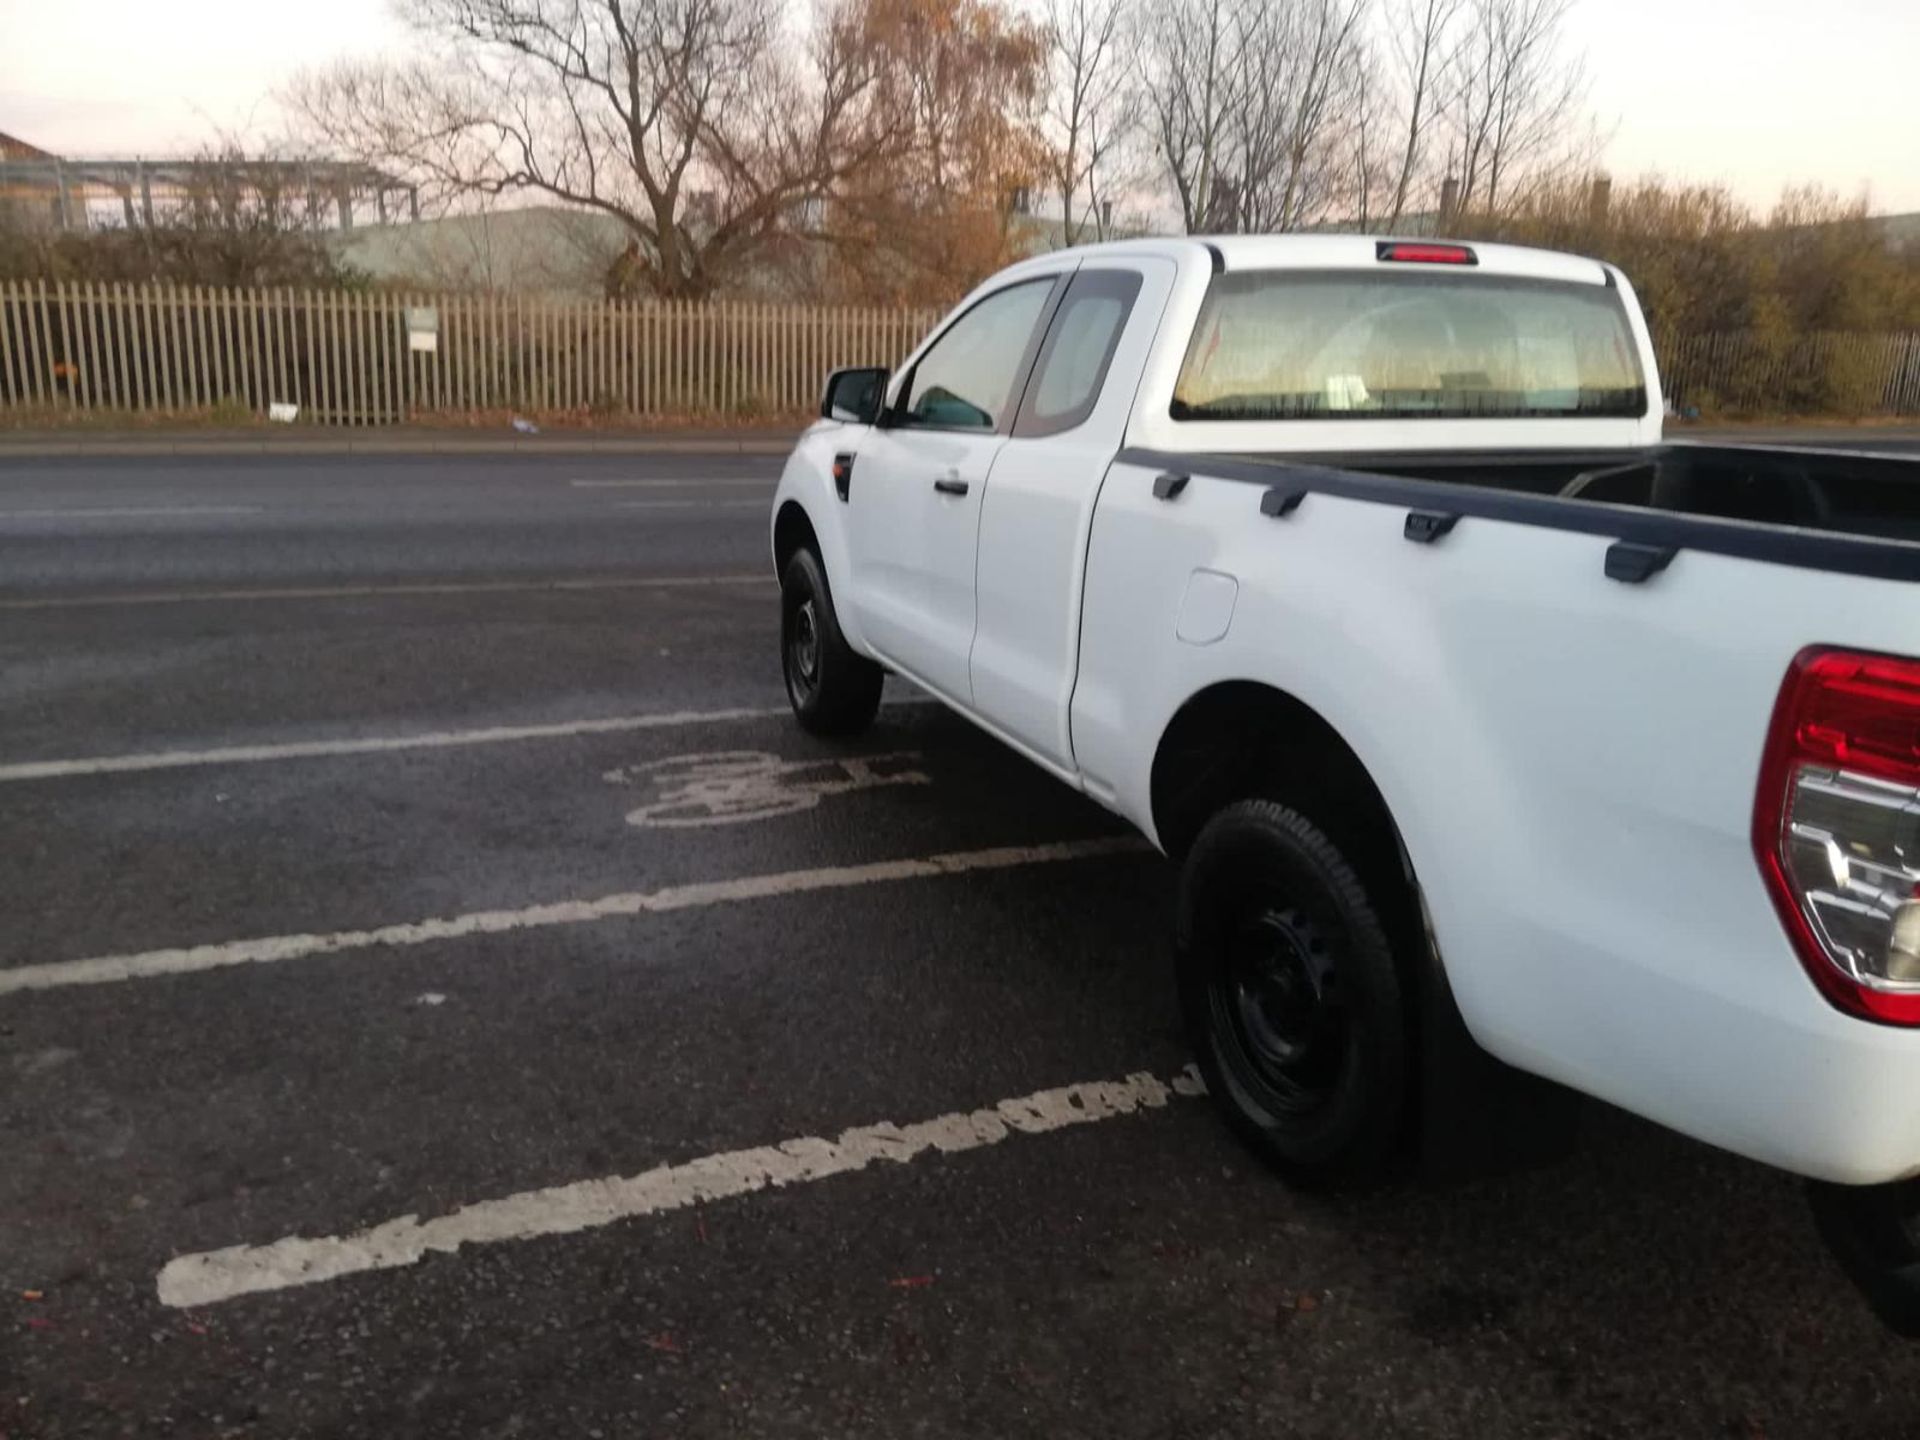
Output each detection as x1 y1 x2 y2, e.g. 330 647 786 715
1170 270 1648 423
1015 269 1144 438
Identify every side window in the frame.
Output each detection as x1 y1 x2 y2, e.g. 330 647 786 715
899 279 1055 432
1014 269 1143 439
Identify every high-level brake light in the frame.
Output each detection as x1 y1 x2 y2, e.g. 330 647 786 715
1375 242 1478 266
1755 648 1920 1024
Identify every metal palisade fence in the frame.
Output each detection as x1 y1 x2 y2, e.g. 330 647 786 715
0 280 941 423
4 279 1920 422
1656 330 1920 417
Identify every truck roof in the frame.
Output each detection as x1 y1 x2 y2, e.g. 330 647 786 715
1022 233 1613 287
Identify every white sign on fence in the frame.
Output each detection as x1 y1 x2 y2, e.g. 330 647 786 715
405 306 439 354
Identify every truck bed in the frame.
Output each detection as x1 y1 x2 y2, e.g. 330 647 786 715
1294 443 1920 543
1077 439 1920 1186
1120 442 1920 583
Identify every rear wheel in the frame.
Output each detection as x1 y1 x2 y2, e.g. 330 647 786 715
1177 799 1410 1184
780 547 883 737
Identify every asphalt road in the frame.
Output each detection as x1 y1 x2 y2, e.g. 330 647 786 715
5 445 1920 1439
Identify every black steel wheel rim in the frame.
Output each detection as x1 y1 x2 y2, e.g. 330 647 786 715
787 596 821 701
1211 902 1349 1117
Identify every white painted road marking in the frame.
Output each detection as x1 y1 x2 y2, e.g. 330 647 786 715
612 499 766 510
157 1065 1205 1308
0 705 794 783
0 505 263 519
607 749 929 827
0 573 768 612
0 836 1148 996
570 478 772 489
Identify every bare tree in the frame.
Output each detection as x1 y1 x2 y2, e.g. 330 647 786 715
1442 0 1589 217
1041 0 1138 244
1139 0 1368 235
1137 0 1236 232
288 0 900 297
1129 0 1592 237
1219 1 1288 229
1343 34 1390 228
1386 0 1461 223
1263 0 1369 230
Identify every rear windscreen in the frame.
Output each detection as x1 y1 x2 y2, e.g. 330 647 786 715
1170 270 1648 421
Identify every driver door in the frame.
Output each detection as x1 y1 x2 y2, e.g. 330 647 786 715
845 275 1061 705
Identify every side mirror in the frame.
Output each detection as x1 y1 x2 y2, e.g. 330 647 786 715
821 366 888 425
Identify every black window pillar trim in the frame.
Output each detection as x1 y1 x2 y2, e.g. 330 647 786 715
1000 274 1074 437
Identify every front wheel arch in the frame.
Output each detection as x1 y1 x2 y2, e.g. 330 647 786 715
773 499 820 579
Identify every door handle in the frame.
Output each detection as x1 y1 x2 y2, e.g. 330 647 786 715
933 476 970 497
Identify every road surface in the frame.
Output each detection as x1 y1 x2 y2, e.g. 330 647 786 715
3 446 1918 1438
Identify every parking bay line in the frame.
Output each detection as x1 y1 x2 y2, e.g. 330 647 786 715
571 478 772 489
0 704 799 783
0 572 769 613
0 836 1149 997
0 504 264 519
612 498 767 510
0 695 936 784
157 1064 1205 1308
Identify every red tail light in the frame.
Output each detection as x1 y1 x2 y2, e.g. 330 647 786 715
1754 648 1920 1024
1375 242 1478 266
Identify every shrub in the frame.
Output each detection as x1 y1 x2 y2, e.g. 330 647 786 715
1454 179 1920 414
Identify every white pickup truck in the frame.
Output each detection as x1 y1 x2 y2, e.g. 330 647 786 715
768 235 1920 1328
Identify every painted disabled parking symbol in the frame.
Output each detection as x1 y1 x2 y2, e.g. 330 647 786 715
604 750 930 828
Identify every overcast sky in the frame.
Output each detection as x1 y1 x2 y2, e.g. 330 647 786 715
2 0 1916 214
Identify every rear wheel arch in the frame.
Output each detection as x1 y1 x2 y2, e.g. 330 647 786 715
1150 680 1413 908
1154 679 1586 1178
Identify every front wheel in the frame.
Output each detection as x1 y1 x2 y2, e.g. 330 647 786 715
780 547 884 737
1177 799 1410 1185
